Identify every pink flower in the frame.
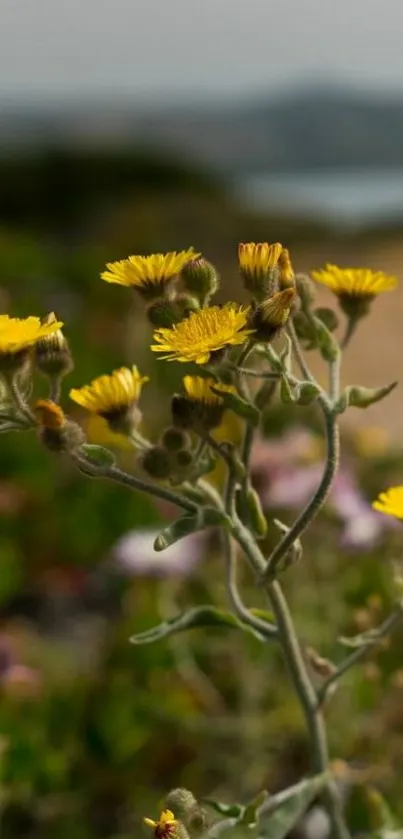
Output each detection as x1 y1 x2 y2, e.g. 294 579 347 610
112 527 207 577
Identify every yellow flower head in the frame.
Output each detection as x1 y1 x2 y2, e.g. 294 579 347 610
311 265 398 298
101 249 200 298
70 366 148 425
151 303 254 364
144 810 178 839
35 312 73 377
0 315 64 355
183 375 235 404
372 486 403 520
238 242 282 277
34 399 66 430
172 376 237 433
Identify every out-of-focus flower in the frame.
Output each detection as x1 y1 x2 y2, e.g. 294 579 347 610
85 414 133 450
353 425 390 459
311 265 397 297
70 366 148 434
151 303 253 364
101 249 199 298
278 247 295 288
112 528 206 577
144 810 178 838
332 472 396 549
372 486 403 520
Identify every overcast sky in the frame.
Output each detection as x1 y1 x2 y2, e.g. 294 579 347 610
2 0 403 103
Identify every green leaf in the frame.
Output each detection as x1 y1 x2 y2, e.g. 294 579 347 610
154 507 229 552
249 608 275 624
240 791 269 826
130 606 267 645
258 775 328 839
339 382 397 411
79 443 115 468
346 784 398 836
212 389 260 426
203 800 244 818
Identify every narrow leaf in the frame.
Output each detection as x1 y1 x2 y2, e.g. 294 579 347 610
202 800 244 818
343 382 397 410
258 774 328 839
130 605 267 645
154 507 228 552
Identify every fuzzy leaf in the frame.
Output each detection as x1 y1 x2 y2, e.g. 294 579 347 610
203 800 244 818
240 792 269 826
130 606 268 645
258 775 328 839
294 381 322 406
154 507 228 552
212 389 260 426
311 316 340 362
340 382 397 411
79 444 115 468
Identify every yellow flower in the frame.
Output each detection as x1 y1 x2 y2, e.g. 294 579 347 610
372 486 403 520
70 366 148 434
238 242 282 276
151 303 254 364
34 399 66 430
86 414 133 450
101 249 200 298
251 287 296 342
183 375 235 404
70 366 148 415
0 315 64 355
172 375 237 433
144 810 178 839
311 265 398 297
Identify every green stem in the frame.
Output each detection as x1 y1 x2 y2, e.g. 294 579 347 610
73 456 200 514
7 376 35 424
341 315 359 350
231 518 350 839
49 375 62 403
223 529 277 639
263 405 339 581
287 320 316 383
317 606 403 708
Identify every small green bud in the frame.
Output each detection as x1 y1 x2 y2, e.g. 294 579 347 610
313 306 339 333
311 315 340 362
165 789 198 819
181 258 219 303
142 445 172 479
161 426 191 452
173 449 194 469
295 273 317 308
147 295 199 329
335 381 397 412
292 311 317 348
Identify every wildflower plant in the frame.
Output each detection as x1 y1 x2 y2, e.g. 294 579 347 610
1 244 403 839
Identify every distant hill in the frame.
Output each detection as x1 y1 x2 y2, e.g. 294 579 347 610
3 86 403 173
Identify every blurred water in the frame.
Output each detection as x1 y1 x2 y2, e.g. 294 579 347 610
233 168 403 229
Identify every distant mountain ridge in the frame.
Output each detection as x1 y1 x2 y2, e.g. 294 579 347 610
2 86 403 173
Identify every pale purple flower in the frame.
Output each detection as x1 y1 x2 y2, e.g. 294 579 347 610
112 527 206 577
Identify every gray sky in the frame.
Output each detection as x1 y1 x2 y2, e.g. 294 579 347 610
2 0 403 102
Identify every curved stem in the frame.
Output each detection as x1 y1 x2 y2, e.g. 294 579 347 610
263 405 339 581
287 320 316 383
223 530 277 639
73 455 200 514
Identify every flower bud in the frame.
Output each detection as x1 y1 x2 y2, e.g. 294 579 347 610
313 306 339 332
35 313 73 378
35 399 85 452
141 445 172 479
306 646 336 679
147 295 199 329
161 426 191 453
295 273 316 308
251 288 296 342
165 789 198 820
181 258 219 303
278 248 295 289
238 241 282 301
171 394 224 434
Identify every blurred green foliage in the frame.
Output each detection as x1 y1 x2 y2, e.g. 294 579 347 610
0 147 402 838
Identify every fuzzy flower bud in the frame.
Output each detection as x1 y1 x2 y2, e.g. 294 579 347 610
141 445 172 479
295 274 317 309
161 426 191 453
35 399 85 452
35 313 73 378
181 258 219 303
250 288 296 342
147 295 200 329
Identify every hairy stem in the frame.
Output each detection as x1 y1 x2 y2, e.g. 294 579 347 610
231 517 349 839
73 456 200 514
341 315 359 350
263 405 339 580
